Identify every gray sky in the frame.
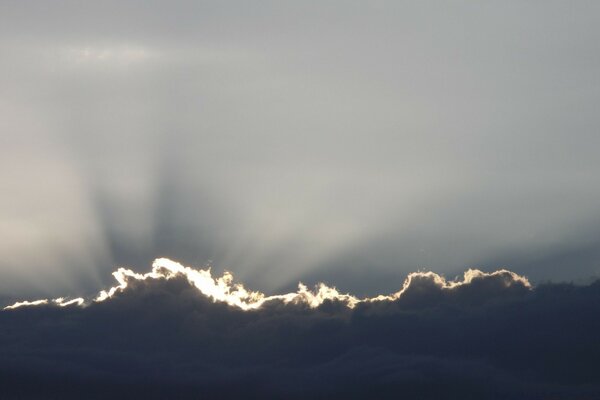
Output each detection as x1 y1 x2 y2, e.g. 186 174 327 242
1 1 599 297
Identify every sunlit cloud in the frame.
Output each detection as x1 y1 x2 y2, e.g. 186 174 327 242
4 296 84 310
4 258 530 311
3 299 49 310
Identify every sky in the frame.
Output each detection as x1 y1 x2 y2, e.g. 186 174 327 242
2 3 600 398
1 1 600 300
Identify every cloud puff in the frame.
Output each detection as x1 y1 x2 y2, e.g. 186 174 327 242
1 259 599 399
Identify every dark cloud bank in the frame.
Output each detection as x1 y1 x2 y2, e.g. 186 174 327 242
1 259 600 399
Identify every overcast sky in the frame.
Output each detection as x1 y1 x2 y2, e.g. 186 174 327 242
1 1 599 298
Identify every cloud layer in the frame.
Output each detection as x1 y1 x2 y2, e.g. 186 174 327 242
2 259 599 399
4 258 531 311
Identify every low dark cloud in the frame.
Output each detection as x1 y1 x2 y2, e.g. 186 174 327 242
1 259 599 399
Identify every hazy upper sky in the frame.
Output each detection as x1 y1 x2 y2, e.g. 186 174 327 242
1 1 599 297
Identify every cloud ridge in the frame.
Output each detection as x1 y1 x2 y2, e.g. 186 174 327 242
4 258 531 311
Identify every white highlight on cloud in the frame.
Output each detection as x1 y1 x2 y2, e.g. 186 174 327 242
385 268 532 301
4 299 49 310
94 258 266 309
4 258 531 311
4 297 84 310
53 297 86 307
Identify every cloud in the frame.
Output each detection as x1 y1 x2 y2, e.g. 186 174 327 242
3 297 84 310
1 259 599 399
4 258 530 311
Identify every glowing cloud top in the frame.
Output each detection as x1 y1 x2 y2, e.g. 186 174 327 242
4 258 531 311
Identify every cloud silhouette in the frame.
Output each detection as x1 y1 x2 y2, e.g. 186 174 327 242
1 259 599 399
4 258 532 311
